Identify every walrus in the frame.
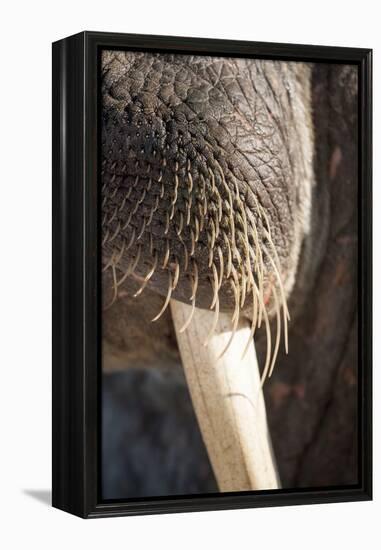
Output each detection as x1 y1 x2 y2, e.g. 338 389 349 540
101 51 358 498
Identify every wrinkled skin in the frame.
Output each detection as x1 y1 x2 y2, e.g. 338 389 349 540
101 52 358 497
102 53 313 312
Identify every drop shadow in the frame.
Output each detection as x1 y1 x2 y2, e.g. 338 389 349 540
23 489 51 507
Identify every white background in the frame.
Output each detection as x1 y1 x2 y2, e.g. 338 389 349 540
0 0 378 547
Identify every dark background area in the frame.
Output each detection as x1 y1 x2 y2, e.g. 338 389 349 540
102 367 217 499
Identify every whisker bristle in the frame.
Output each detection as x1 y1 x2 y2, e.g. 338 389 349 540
102 159 290 381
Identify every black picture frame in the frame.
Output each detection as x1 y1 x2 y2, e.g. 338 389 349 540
52 31 372 519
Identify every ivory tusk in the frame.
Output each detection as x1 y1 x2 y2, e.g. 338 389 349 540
170 300 280 492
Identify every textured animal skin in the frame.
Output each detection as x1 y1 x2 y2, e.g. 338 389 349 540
101 52 358 498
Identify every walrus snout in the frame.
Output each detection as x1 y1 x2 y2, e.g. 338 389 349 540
101 50 315 364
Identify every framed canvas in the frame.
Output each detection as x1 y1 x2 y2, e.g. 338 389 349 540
52 31 372 518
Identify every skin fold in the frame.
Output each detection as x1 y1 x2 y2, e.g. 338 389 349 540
101 52 358 496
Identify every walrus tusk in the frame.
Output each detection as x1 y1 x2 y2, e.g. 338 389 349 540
170 300 280 492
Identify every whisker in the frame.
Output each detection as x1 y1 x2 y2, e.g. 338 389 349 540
102 250 116 273
149 230 154 255
214 210 220 240
259 301 272 387
172 258 180 291
164 211 170 235
230 267 241 323
210 218 216 250
171 168 179 206
185 198 192 225
136 217 146 240
179 275 196 333
240 271 247 309
187 171 193 193
268 286 281 378
223 232 232 278
121 209 133 230
198 203 205 232
217 246 224 288
125 227 136 250
210 263 219 310
102 229 110 247
204 285 220 347
179 294 196 333
133 251 158 297
190 229 195 256
176 211 184 236
151 270 172 322
114 238 126 265
138 187 146 205
108 205 118 225
131 197 140 215
208 168 216 193
263 246 289 354
103 263 118 310
179 237 189 272
194 215 200 242
162 239 170 269
116 245 141 288
190 259 199 301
